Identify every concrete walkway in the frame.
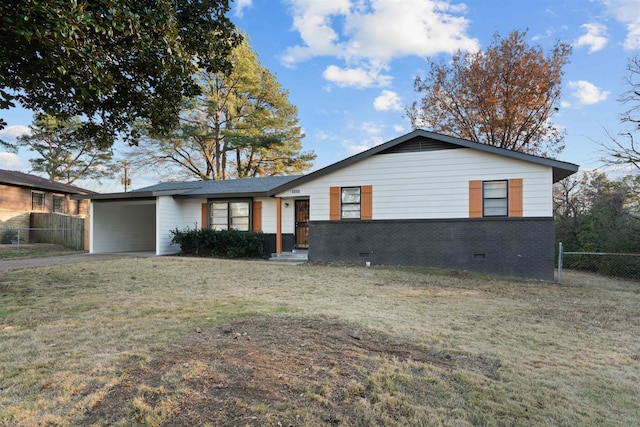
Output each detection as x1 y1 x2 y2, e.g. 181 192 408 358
0 252 156 271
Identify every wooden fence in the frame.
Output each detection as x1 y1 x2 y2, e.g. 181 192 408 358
30 213 86 250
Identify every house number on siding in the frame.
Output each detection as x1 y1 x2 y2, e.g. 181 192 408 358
291 189 300 194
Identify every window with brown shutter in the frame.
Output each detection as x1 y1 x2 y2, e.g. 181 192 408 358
469 178 524 218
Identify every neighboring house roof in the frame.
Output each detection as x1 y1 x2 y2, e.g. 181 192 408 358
0 169 95 194
269 129 579 195
85 175 301 200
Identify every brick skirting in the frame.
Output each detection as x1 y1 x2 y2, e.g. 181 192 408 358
308 218 555 281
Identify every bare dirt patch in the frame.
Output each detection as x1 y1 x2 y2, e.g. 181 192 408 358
81 316 499 426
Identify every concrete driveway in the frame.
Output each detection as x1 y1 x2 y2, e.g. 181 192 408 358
0 252 156 271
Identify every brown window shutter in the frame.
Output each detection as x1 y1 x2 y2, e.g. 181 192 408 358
201 203 208 229
361 185 373 220
469 180 482 218
329 186 340 220
509 178 523 217
252 201 262 232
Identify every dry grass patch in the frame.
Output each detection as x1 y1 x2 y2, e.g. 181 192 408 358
0 243 81 260
0 258 639 426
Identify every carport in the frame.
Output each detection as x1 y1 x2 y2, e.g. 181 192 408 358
74 185 206 256
91 198 157 253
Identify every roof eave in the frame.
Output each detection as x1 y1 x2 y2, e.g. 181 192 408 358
268 129 579 193
2 179 95 195
73 191 156 200
175 191 270 199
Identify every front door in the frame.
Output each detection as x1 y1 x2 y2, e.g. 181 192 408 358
295 200 309 249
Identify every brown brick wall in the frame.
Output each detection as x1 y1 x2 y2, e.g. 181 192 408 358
0 184 87 216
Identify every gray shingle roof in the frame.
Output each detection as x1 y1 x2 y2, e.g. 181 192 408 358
269 129 579 195
0 169 95 194
134 175 302 197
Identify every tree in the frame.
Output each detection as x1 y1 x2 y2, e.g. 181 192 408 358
130 39 315 180
601 54 640 170
0 0 240 148
407 30 571 158
554 172 640 253
554 172 589 249
15 114 118 184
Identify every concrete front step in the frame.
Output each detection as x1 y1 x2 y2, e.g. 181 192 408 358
269 250 308 263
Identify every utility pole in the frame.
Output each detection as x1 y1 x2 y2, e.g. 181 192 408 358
121 161 131 192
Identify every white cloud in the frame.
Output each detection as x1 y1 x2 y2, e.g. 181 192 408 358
560 100 572 109
342 122 386 155
568 80 610 105
373 90 403 111
323 65 392 88
532 28 556 42
393 124 405 132
361 121 384 136
0 152 24 169
603 0 640 49
344 142 374 156
315 130 332 140
234 0 253 17
283 0 479 88
574 23 608 53
0 125 31 141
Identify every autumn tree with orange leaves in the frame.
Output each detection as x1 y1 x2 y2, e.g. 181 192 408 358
407 30 571 158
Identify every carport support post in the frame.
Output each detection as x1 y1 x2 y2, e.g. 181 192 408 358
276 197 282 254
557 241 563 283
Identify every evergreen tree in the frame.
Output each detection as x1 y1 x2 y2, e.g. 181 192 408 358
131 39 314 180
16 114 118 184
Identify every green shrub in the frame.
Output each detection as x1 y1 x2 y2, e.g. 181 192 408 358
170 227 264 259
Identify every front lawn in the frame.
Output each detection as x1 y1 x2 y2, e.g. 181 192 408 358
0 258 638 426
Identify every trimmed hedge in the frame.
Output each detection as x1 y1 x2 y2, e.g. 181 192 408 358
170 227 264 259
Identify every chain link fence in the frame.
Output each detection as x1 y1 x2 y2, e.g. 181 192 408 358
557 242 640 282
0 227 85 255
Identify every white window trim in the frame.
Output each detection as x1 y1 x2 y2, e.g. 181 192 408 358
482 180 509 217
341 187 361 220
209 199 252 231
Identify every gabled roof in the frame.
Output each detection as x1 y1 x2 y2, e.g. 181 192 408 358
79 130 580 202
269 129 579 195
85 175 301 200
0 169 95 194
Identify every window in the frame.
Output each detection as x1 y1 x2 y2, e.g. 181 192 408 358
483 180 508 217
210 201 250 231
32 191 45 211
341 187 361 219
53 195 65 214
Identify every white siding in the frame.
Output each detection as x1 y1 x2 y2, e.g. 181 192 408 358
281 199 295 234
276 148 553 220
157 197 204 255
91 200 156 253
255 197 276 234
254 197 295 234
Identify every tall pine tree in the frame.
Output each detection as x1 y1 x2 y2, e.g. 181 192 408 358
130 38 314 180
16 114 118 184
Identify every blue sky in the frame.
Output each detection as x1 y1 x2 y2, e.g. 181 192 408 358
1 0 639 191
